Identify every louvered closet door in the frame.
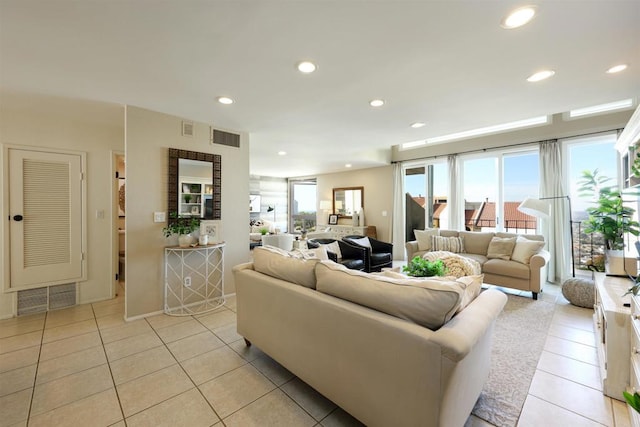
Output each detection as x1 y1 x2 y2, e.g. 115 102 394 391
9 149 83 288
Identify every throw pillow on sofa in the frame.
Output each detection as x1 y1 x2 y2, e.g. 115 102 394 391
431 235 465 253
486 236 517 260
414 228 440 251
253 245 328 289
511 236 545 265
350 236 372 249
315 261 465 330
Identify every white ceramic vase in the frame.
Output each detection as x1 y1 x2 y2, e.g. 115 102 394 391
359 208 365 226
178 234 191 248
352 211 359 226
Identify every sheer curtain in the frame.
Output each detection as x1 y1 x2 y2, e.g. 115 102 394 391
391 162 406 260
539 139 569 282
447 155 462 230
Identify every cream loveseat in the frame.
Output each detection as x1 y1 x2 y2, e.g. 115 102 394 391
406 229 550 300
233 246 507 427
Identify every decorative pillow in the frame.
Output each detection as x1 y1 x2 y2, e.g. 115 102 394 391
321 241 342 259
511 236 545 265
252 246 327 289
315 261 464 330
422 251 481 277
414 228 440 251
486 237 517 260
350 236 372 249
431 235 465 253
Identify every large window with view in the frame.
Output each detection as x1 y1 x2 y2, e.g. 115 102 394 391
404 162 448 241
289 179 317 234
566 133 618 273
461 150 539 233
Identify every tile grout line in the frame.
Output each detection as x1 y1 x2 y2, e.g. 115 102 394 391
24 311 47 427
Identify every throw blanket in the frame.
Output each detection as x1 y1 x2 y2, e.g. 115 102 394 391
422 251 481 278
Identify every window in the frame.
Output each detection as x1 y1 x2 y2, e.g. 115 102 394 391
404 162 448 241
290 179 317 233
461 149 539 233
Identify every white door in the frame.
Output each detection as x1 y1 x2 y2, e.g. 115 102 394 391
8 148 84 288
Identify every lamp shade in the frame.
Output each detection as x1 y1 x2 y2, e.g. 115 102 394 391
319 200 332 210
517 197 550 218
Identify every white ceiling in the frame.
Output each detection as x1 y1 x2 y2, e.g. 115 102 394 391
1 1 639 177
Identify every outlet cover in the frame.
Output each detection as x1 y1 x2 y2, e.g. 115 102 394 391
184 276 191 287
154 212 166 223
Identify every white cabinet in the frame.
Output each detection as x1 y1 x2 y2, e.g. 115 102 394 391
164 243 225 316
593 272 631 401
179 179 213 217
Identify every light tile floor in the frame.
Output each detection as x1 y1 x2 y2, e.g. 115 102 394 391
0 280 633 427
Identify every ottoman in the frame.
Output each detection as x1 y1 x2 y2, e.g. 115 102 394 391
562 277 595 308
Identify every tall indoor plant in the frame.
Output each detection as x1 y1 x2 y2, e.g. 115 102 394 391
578 169 640 274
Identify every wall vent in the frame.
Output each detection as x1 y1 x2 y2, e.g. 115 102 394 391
182 120 194 137
211 128 240 148
17 283 76 316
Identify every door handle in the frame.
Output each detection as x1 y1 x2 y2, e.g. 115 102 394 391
12 215 23 221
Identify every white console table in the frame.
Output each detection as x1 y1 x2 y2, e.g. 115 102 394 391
164 243 225 316
313 224 377 239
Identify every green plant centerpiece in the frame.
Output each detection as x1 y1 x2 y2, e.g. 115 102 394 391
403 256 448 277
259 227 269 235
624 389 640 414
162 213 200 247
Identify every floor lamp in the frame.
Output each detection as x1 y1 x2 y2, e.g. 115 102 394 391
518 195 575 278
267 205 276 223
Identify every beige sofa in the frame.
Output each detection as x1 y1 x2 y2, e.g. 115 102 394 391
406 230 550 300
233 249 507 427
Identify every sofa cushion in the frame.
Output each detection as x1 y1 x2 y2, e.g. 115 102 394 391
431 235 465 253
482 259 530 280
458 231 494 255
431 274 484 313
414 228 440 251
252 246 328 289
486 236 516 260
460 253 488 266
511 236 545 265
315 261 464 330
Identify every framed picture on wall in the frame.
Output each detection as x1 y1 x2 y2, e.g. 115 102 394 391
328 214 338 225
249 195 261 213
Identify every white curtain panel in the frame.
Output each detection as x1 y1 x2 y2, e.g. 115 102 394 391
391 163 406 260
539 139 570 282
447 154 463 230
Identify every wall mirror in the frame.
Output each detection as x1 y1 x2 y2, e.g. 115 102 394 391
168 148 221 223
333 186 364 218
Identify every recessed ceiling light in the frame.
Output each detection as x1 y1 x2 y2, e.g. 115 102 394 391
501 6 537 29
345 164 352 168
410 122 426 128
217 96 234 105
526 70 555 82
606 64 628 74
569 99 634 118
297 61 317 73
278 151 287 156
369 99 385 107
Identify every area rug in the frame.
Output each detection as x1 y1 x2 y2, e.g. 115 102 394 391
471 293 556 427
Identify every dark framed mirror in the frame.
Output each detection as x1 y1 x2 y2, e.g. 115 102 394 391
333 186 364 218
168 148 221 223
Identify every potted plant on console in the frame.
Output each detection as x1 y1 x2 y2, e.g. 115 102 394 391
578 169 640 275
163 213 200 248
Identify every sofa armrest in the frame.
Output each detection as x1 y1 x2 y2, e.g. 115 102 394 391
431 288 507 362
529 249 550 293
232 262 255 272
405 241 419 260
369 237 393 253
530 249 550 269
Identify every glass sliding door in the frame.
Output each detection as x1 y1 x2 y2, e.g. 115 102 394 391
290 179 317 233
404 162 448 241
463 157 499 231
503 151 539 234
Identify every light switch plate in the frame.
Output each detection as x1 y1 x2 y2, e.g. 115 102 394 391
154 212 166 223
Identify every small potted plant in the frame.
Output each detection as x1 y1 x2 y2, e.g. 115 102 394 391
163 213 200 247
402 256 448 277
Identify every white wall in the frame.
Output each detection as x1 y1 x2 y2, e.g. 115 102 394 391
125 106 249 319
316 166 394 242
0 92 124 318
